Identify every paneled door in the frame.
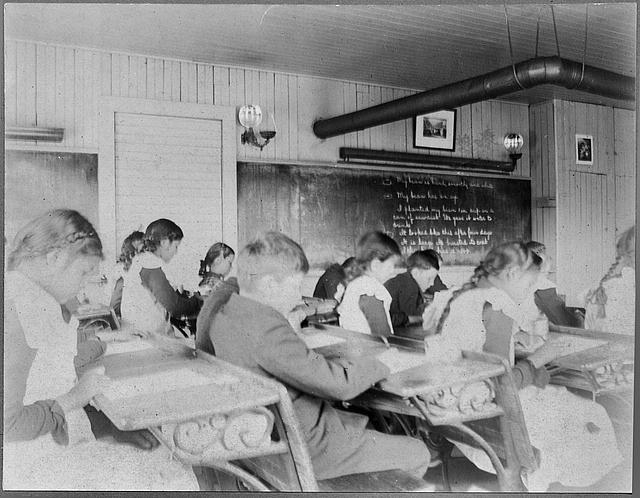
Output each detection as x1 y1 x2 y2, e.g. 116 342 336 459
99 98 236 289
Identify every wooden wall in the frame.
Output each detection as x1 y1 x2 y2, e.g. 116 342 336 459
529 100 636 305
4 151 99 244
5 39 530 175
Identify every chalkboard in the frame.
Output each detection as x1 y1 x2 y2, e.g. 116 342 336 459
237 162 531 269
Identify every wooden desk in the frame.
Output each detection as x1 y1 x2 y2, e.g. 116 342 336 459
74 304 120 330
91 337 318 491
301 325 532 490
543 325 634 398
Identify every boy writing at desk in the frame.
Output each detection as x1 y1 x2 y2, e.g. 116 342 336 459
196 231 431 482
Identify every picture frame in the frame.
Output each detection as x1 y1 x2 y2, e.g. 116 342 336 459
575 134 594 165
414 110 456 150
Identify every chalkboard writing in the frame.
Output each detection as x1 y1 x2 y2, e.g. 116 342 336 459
238 162 531 268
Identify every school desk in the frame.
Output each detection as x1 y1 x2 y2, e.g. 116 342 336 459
301 324 536 491
90 335 318 491
541 325 634 399
73 303 120 330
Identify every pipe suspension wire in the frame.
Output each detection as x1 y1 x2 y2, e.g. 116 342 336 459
579 4 589 87
503 3 525 90
534 7 542 58
550 4 561 58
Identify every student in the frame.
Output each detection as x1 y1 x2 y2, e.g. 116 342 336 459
423 241 621 491
415 249 447 300
313 257 355 301
197 231 431 481
584 225 635 335
338 232 402 337
3 209 197 490
121 218 201 336
385 250 443 329
109 231 144 317
198 242 236 296
523 241 582 328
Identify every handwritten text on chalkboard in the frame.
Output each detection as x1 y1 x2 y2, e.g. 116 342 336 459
385 175 500 257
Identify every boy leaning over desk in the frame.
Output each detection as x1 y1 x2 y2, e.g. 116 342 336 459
196 231 431 481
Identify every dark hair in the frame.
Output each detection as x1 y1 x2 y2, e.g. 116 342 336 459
118 231 144 271
353 231 401 277
408 249 442 271
143 218 183 253
7 209 103 270
199 242 235 276
525 241 546 269
585 225 635 317
237 231 309 291
341 256 359 284
435 241 534 334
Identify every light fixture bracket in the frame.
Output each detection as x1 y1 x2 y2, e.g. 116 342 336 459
241 128 276 151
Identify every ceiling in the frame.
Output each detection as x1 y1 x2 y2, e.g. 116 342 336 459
5 3 637 110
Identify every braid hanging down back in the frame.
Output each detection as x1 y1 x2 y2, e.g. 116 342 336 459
584 255 622 319
435 264 489 334
434 241 533 335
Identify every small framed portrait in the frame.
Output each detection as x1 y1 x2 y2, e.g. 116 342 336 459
576 134 594 165
414 110 456 150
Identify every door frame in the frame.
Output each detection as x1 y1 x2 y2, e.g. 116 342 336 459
98 97 237 264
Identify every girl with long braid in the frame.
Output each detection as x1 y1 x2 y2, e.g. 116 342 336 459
3 210 197 490
421 241 621 491
584 226 635 335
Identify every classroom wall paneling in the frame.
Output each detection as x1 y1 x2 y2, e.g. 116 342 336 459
5 39 530 172
613 108 636 237
528 101 558 281
552 100 634 305
4 151 98 244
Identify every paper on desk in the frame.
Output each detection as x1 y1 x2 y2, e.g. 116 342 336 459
102 368 239 401
302 333 346 349
104 339 154 356
376 348 429 375
527 334 607 369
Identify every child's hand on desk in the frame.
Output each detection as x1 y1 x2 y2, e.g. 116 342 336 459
57 366 111 412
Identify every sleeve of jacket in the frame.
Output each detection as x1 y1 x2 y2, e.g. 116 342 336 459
140 267 201 316
3 305 69 444
534 288 581 327
253 316 391 401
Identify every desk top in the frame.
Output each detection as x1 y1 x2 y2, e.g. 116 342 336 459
302 325 505 398
515 327 633 371
93 339 282 431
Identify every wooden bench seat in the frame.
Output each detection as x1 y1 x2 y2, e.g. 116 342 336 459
318 469 430 492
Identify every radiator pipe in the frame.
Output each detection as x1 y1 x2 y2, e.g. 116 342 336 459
313 56 635 139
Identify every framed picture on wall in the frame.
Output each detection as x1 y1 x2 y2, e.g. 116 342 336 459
575 134 594 165
414 110 456 150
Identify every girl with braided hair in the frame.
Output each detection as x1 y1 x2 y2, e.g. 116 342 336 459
421 241 621 491
584 226 635 335
4 210 197 490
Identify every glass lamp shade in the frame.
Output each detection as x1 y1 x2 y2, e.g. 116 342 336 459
238 105 263 128
503 133 524 153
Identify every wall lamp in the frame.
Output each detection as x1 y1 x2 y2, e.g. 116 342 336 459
5 126 64 142
503 133 524 169
238 105 276 151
